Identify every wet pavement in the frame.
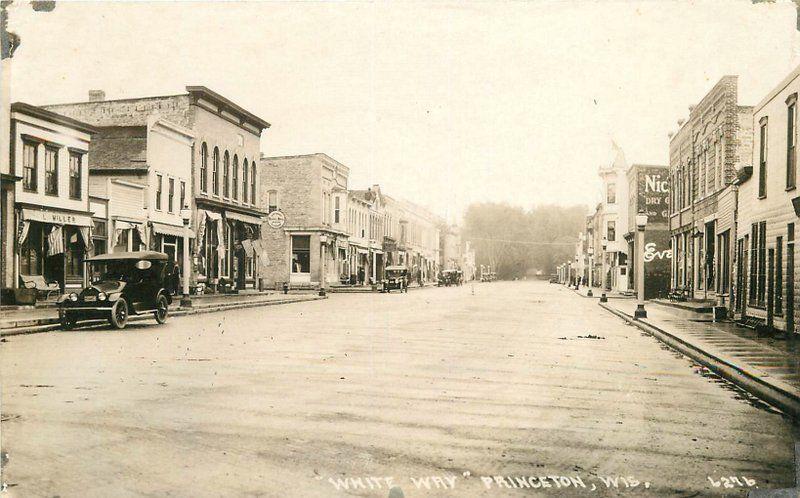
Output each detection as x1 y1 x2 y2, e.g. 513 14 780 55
0 281 797 497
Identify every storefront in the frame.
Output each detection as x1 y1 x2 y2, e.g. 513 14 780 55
151 221 195 284
195 209 260 291
16 206 93 291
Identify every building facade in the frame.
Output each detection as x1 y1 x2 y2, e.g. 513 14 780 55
735 65 800 333
11 103 96 293
45 86 271 292
598 144 630 293
259 154 350 289
625 164 671 299
668 76 752 308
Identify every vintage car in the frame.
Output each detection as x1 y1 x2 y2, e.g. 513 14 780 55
58 251 173 330
437 269 460 287
381 265 408 293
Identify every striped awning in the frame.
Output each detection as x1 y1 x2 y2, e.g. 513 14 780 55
151 222 195 239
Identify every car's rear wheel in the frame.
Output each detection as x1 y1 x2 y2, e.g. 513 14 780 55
154 294 169 324
109 298 128 330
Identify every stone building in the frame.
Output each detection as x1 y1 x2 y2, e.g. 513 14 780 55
668 76 752 309
258 153 349 289
735 64 800 333
10 103 96 293
44 86 271 292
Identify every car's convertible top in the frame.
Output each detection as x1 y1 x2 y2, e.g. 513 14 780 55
86 251 169 262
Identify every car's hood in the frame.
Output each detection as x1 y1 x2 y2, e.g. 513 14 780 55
87 281 126 294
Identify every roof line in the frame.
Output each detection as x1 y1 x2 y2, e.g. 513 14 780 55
12 102 99 135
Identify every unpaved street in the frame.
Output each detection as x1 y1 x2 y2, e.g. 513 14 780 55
1 281 797 497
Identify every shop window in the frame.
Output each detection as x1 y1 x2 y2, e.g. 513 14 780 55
93 219 107 256
232 155 239 200
22 141 37 192
168 178 175 213
65 228 84 279
20 223 44 276
212 147 220 196
223 150 230 198
156 174 163 211
69 152 82 199
242 159 249 204
291 235 310 274
268 190 278 213
44 146 58 195
200 143 208 193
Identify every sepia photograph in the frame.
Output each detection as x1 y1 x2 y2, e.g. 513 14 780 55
1 0 800 496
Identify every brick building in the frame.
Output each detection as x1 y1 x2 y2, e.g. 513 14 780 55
735 64 800 334
44 86 271 292
258 153 349 289
668 76 752 309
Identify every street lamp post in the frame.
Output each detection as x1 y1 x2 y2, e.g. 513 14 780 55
587 246 594 297
180 204 192 308
319 234 328 297
634 210 648 319
600 237 608 303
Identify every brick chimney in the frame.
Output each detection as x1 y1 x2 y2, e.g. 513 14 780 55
88 90 105 102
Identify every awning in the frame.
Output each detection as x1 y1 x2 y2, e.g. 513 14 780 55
225 210 263 225
21 207 92 227
151 222 195 239
204 210 223 221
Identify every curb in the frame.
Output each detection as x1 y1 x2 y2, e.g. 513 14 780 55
598 301 800 421
569 286 632 300
0 295 326 337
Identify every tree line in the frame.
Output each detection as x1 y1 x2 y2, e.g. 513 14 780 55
463 203 587 279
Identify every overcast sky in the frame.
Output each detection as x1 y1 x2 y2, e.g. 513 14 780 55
8 0 800 222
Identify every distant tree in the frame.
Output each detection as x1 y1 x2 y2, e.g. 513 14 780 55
463 202 586 279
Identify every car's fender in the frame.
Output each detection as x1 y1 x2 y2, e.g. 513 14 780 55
157 288 172 305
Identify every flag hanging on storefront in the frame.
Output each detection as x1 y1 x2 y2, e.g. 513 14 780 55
78 226 93 252
47 225 65 256
17 220 30 246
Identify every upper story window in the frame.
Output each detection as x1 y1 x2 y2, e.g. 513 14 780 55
212 147 220 196
22 141 37 192
250 163 256 203
179 180 186 211
69 151 82 199
268 190 278 213
232 155 239 200
44 146 58 196
759 118 768 198
168 177 175 213
787 95 797 190
334 196 340 223
156 174 163 211
223 151 230 198
200 143 208 193
607 220 616 242
606 183 616 204
242 159 249 204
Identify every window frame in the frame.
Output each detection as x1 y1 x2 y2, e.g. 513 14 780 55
232 155 239 200
759 117 768 199
223 150 230 198
787 94 797 190
155 173 163 211
22 140 38 192
212 147 220 196
168 177 175 213
43 145 59 196
68 151 83 199
200 143 208 193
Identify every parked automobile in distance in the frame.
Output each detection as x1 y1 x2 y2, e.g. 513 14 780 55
382 266 408 293
58 251 173 330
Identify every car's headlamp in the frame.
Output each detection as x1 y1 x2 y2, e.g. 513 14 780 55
97 292 107 301
69 293 78 302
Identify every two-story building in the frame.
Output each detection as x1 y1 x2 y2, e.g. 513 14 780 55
10 103 96 293
258 153 350 289
736 65 800 334
45 86 270 292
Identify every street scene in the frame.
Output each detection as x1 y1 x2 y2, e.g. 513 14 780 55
2 1 800 496
1 281 797 496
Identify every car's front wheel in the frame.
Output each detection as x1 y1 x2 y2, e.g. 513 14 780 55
154 294 169 324
109 298 128 330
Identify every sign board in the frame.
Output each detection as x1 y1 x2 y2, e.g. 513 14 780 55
636 167 670 225
643 229 672 299
21 208 92 227
266 210 285 229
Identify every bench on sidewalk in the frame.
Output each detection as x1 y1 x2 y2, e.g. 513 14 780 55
20 274 60 300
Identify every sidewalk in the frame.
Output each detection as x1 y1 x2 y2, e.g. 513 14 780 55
599 299 800 420
0 292 324 336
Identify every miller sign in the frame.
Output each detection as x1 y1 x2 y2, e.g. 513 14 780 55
266 210 286 229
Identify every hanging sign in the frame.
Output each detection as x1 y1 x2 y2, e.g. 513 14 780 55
266 210 285 229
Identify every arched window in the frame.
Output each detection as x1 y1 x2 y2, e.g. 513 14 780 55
212 147 220 195
200 143 208 193
232 155 239 200
242 159 249 204
223 151 230 198
250 163 256 204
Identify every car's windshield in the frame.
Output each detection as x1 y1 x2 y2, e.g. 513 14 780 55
89 261 141 284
